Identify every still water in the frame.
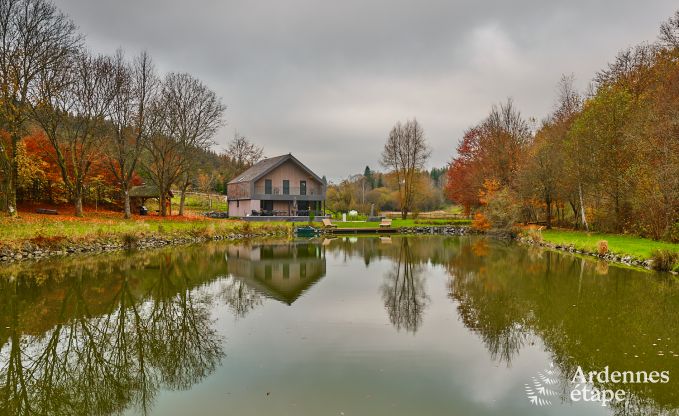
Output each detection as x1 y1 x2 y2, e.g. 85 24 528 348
1 236 678 415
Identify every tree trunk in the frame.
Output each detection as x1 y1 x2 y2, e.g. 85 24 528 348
578 182 588 231
3 136 19 216
159 187 167 217
569 200 579 229
1 174 17 216
123 189 132 219
545 197 552 229
178 175 190 216
179 189 187 216
74 190 84 217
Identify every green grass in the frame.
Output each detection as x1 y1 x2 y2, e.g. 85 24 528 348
0 215 291 250
143 193 228 213
539 229 679 260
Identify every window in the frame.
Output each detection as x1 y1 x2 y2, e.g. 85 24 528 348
283 180 290 195
300 180 307 195
236 200 239 208
264 179 272 194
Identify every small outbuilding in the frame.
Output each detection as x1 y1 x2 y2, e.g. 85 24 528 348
129 185 174 215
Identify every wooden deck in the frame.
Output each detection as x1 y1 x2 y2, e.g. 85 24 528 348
325 227 399 234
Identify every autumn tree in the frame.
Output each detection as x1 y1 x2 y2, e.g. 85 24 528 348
478 99 532 189
326 179 355 213
106 50 157 218
519 75 582 229
381 118 431 219
0 0 81 215
144 72 224 216
31 52 116 217
445 126 483 216
568 86 635 232
446 99 531 216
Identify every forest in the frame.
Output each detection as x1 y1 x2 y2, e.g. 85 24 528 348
446 11 679 242
0 0 264 218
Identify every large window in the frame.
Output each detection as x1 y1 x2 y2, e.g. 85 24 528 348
264 179 272 194
300 180 306 195
283 180 290 195
261 200 274 211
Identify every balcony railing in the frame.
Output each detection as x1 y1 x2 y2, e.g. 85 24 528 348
254 186 322 196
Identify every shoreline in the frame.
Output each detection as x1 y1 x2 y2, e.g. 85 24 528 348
0 224 472 264
516 233 679 274
2 221 676 275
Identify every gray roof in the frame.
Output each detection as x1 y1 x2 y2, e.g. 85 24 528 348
228 153 323 185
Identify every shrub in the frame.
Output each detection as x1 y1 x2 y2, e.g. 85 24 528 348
122 233 139 250
482 187 520 232
237 221 251 235
650 249 679 272
664 222 679 243
471 212 491 231
201 223 216 238
523 229 543 244
597 240 609 256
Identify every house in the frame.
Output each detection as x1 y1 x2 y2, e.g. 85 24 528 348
227 153 327 218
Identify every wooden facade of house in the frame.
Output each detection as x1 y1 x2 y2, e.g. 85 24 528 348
226 154 326 217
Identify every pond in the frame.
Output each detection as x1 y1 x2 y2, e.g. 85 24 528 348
1 235 678 415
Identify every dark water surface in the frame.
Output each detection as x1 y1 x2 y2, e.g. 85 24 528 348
1 236 678 415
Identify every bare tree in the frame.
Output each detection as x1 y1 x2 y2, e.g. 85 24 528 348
197 169 220 209
659 10 679 49
144 72 224 216
381 118 430 219
106 50 157 218
31 52 116 217
227 131 263 170
0 0 81 215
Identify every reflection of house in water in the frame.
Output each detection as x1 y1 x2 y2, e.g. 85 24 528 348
225 242 326 305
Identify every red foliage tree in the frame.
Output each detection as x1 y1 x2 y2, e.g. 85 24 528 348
445 127 483 216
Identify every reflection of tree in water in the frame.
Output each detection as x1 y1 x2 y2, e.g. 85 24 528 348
0 250 225 416
447 238 679 415
448 240 528 366
219 276 263 319
381 238 429 333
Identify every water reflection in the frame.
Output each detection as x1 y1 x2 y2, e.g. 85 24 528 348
0 237 678 416
380 238 429 333
0 249 227 415
224 242 326 305
445 237 679 415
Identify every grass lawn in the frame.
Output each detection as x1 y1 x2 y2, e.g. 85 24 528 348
539 229 679 260
143 193 228 213
0 207 291 249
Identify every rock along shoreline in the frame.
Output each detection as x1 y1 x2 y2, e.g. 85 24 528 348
515 234 660 271
0 232 289 264
0 225 473 264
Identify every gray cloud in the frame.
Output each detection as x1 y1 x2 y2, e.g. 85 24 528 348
55 0 677 180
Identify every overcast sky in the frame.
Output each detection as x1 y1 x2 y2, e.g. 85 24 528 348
54 0 677 181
